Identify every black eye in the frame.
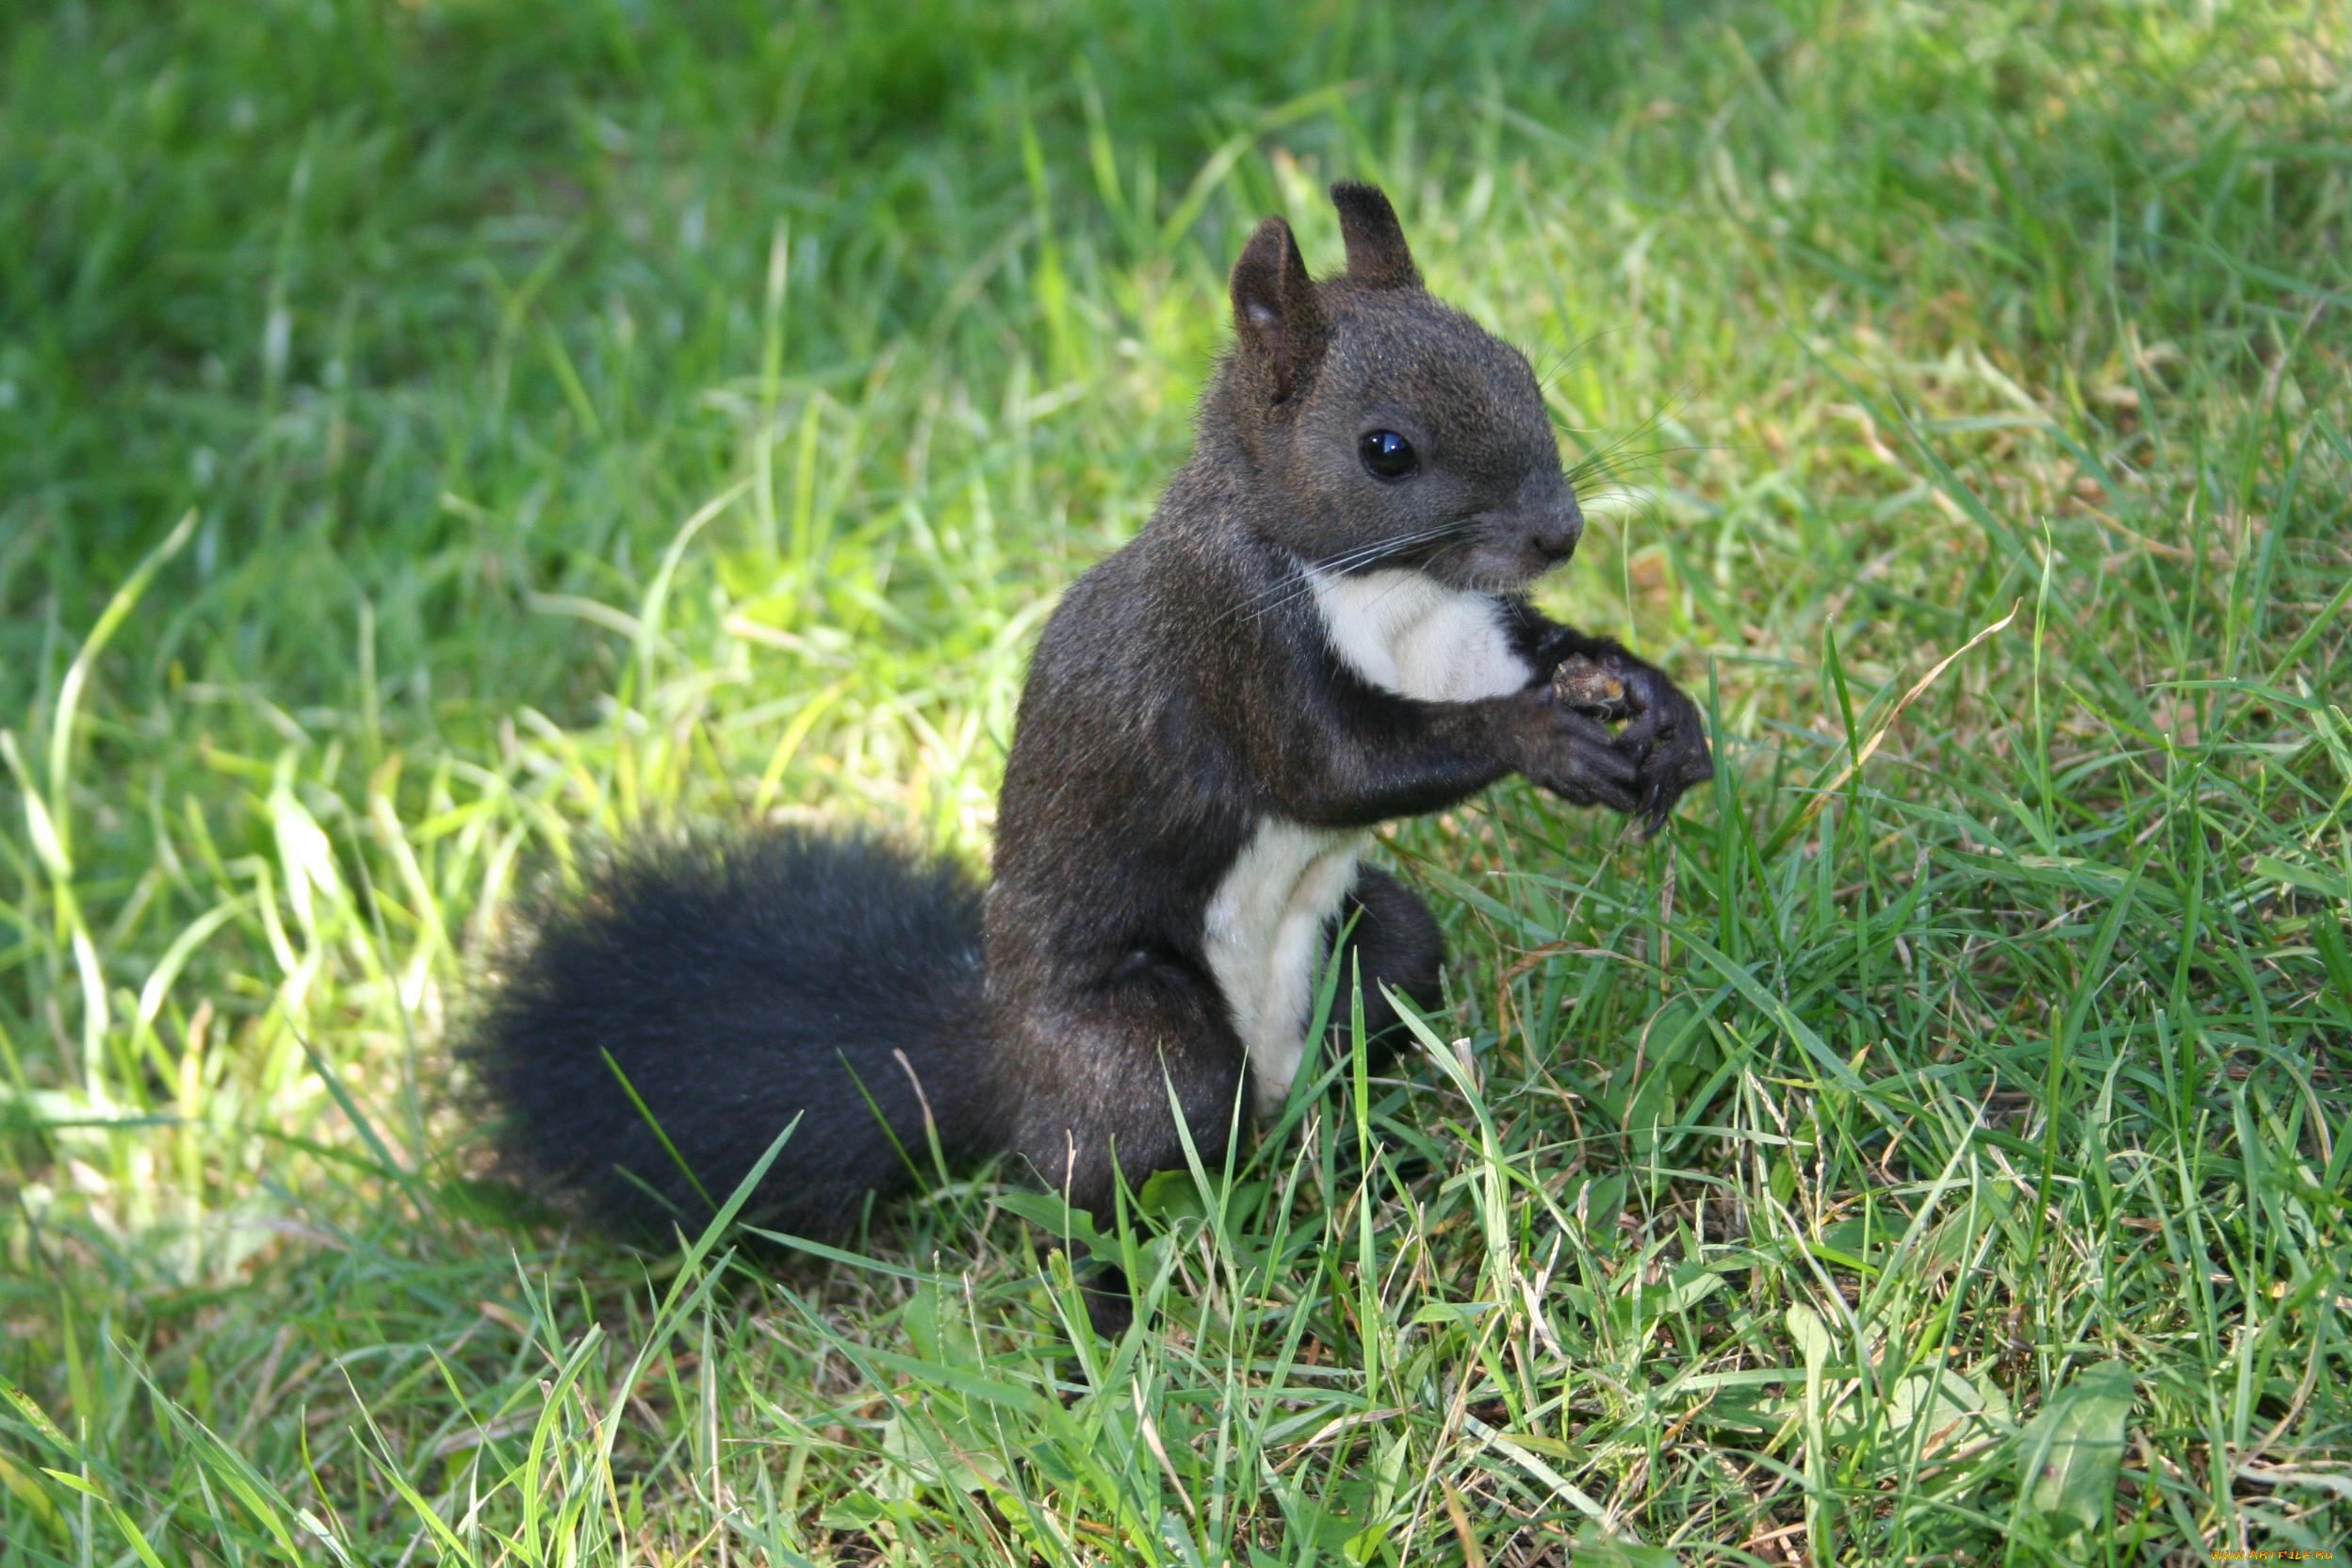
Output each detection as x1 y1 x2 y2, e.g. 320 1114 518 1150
1359 430 1417 481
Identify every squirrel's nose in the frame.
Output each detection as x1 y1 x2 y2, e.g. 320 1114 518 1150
1526 497 1584 563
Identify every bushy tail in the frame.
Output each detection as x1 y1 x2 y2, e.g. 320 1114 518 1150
464 826 995 1239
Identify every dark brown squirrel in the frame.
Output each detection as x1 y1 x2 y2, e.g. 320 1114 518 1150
465 183 1714 1330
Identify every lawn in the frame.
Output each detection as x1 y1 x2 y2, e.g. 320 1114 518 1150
3 0 2348 1561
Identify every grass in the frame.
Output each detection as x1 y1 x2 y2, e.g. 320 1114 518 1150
2 0 2348 1560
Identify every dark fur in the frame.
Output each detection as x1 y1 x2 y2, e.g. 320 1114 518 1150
466 184 1712 1320
466 830 992 1234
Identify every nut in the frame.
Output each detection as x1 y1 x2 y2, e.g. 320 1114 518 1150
1551 656 1630 721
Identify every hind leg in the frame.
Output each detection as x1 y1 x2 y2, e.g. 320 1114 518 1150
1004 961 1251 1333
1325 865 1446 1069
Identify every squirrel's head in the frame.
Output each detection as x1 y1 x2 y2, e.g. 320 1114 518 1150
1214 182 1581 593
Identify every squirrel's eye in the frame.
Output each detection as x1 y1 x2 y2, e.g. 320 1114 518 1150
1358 430 1418 481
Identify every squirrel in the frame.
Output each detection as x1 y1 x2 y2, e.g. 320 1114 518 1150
465 183 1714 1329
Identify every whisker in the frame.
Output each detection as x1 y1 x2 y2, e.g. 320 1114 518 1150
1313 521 1467 575
1567 449 1710 490
1527 326 1629 396
1211 520 1474 629
1564 412 1675 482
1556 385 1708 478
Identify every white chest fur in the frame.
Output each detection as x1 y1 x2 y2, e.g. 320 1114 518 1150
1202 565 1531 1114
1305 565 1531 702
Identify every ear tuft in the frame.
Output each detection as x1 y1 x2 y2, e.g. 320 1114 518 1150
1229 215 1326 402
1330 181 1420 289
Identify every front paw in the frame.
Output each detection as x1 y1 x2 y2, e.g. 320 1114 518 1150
1511 689 1642 812
1608 663 1714 832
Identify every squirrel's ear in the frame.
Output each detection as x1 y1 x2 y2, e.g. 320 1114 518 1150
1229 214 1326 403
1331 181 1420 289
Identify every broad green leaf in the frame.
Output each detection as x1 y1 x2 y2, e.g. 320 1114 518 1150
2018 1360 2134 1535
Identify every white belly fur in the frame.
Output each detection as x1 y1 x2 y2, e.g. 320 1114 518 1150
1203 564 1533 1114
1204 819 1366 1114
